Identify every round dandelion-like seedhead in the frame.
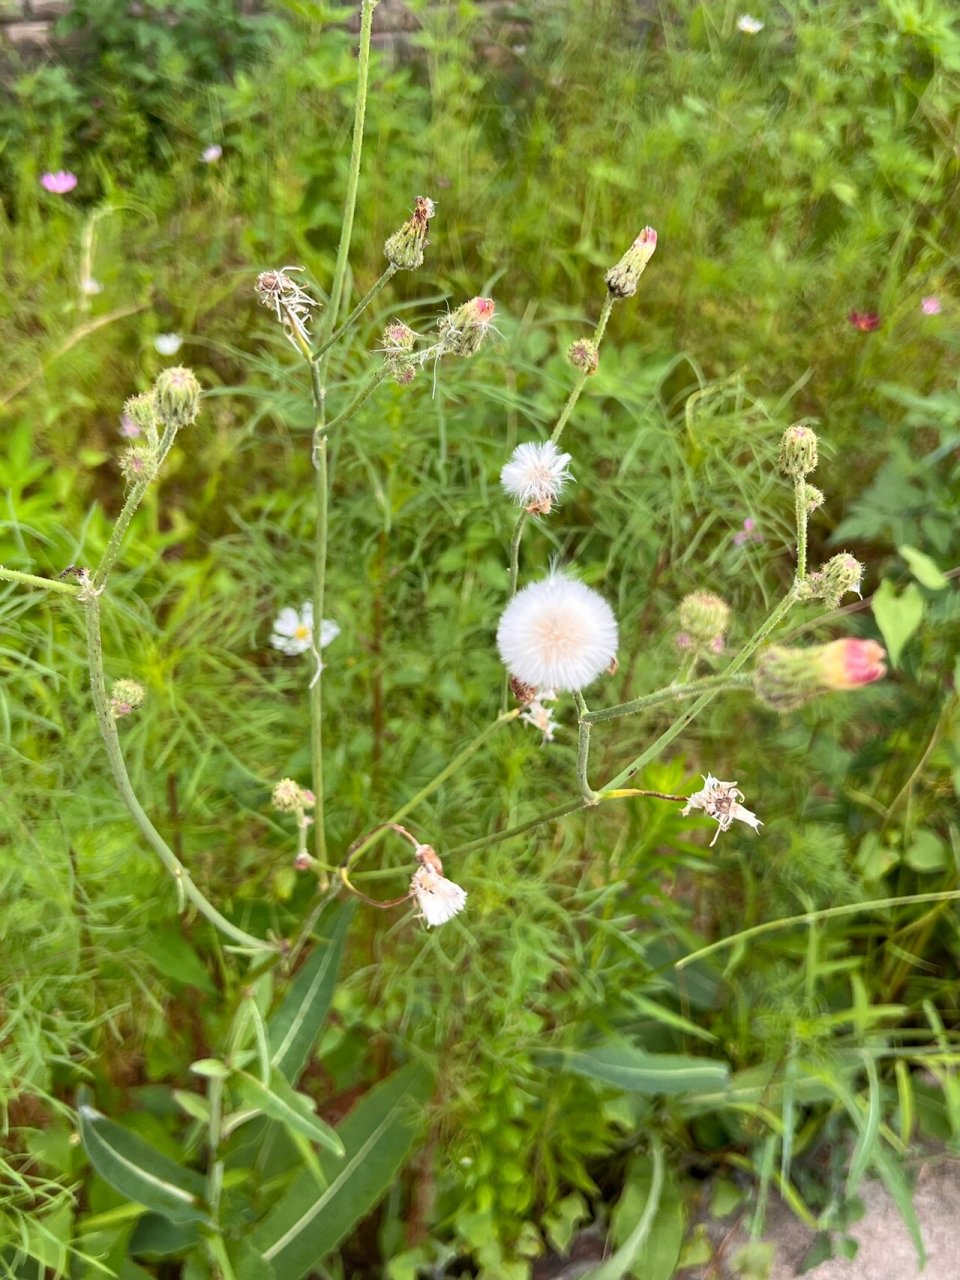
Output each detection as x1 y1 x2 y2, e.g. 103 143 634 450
500 441 573 515
497 573 618 693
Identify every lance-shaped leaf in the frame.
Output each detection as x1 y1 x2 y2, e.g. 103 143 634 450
237 1070 345 1157
252 1062 433 1277
78 1098 210 1226
268 902 354 1083
548 1043 730 1096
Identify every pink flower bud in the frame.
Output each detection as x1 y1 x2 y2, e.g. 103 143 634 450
814 639 887 690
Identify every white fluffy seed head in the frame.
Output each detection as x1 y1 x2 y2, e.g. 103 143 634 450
500 441 572 512
496 572 618 692
411 866 467 927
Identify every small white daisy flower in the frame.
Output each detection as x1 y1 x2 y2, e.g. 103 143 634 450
154 333 183 356
497 572 618 693
201 144 223 163
270 602 341 657
521 699 558 744
411 865 467 927
682 773 763 846
500 441 573 515
736 13 764 33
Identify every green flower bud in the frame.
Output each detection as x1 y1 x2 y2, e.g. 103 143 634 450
805 485 825 513
810 553 864 608
437 296 496 357
154 366 201 429
384 195 435 270
123 391 159 437
754 639 886 711
677 591 731 655
605 227 658 299
778 422 819 477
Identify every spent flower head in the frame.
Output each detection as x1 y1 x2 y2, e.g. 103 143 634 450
256 267 320 349
605 227 658 298
270 602 341 657
521 698 558 744
500 441 573 515
384 195 435 270
410 863 467 927
682 774 762 846
567 338 599 375
497 571 618 693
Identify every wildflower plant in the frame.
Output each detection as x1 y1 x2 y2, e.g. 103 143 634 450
0 1 918 1274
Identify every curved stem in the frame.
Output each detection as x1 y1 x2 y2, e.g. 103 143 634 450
345 710 520 869
573 690 599 804
583 673 753 724
312 264 398 361
92 422 178 590
84 593 273 952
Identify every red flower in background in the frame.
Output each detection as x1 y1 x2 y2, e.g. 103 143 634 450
849 310 881 332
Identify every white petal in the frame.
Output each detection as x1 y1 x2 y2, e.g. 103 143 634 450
300 600 314 626
733 804 763 833
319 619 340 648
273 607 301 636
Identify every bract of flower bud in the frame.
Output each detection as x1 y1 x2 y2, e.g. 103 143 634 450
110 679 145 718
567 338 599 375
382 320 416 353
803 552 864 608
119 446 157 487
437 296 496 357
778 422 819 477
753 638 886 711
605 227 658 298
677 592 731 653
384 195 435 270
805 485 825 513
154 366 201 429
272 777 306 813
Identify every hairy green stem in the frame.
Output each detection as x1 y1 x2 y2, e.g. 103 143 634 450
311 436 329 869
312 264 398 361
549 294 614 447
84 593 272 952
0 566 80 596
317 366 391 441
583 673 753 724
574 690 599 803
602 592 796 790
345 710 520 869
92 422 178 590
794 475 808 580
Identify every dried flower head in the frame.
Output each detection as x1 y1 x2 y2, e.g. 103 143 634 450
256 267 320 349
497 572 618 693
567 338 599 375
521 698 558 744
410 864 467 927
437 297 496 357
384 195 436 270
605 227 658 298
754 638 887 710
500 441 573 515
110 679 145 719
682 774 762 845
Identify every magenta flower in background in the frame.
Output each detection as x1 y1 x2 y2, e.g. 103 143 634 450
201 144 223 163
119 414 141 439
921 296 941 316
848 309 881 332
41 171 78 195
733 517 764 546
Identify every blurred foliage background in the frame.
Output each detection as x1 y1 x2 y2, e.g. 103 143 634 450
1 0 959 1276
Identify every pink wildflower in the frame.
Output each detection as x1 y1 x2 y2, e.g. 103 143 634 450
920 296 941 316
41 171 78 195
849 310 880 332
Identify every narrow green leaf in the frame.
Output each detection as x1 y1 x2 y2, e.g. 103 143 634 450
237 1071 345 1156
78 1100 209 1226
872 579 924 667
871 1144 926 1268
552 1044 730 1096
843 1053 881 1198
190 1058 232 1079
142 926 217 995
268 902 354 1083
252 1062 433 1277
173 1090 211 1125
581 1136 665 1280
898 545 948 590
